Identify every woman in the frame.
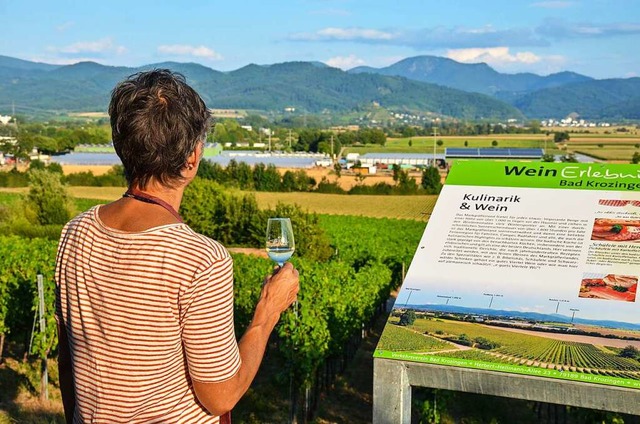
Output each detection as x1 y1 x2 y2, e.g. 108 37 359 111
55 69 299 423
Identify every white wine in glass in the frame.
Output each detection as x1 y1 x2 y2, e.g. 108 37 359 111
266 218 295 266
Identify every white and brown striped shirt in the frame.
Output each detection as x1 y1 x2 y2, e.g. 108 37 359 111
55 206 241 423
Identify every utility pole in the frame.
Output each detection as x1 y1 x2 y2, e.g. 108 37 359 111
432 126 438 167
330 134 334 158
289 129 292 149
404 288 421 308
37 274 48 400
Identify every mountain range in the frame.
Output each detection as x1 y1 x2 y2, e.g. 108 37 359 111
406 303 640 332
1 54 639 121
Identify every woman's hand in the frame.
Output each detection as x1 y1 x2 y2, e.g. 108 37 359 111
260 262 300 316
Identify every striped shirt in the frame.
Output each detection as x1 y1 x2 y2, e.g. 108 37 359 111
55 205 241 423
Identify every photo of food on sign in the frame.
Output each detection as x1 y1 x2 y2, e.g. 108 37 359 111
579 273 638 302
591 218 640 242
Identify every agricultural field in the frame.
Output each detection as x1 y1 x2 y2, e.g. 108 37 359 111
344 129 640 158
567 146 639 161
252 191 437 221
381 316 640 380
376 324 452 352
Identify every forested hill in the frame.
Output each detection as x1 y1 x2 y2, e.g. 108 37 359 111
0 56 522 120
349 55 640 120
510 77 640 119
348 55 593 97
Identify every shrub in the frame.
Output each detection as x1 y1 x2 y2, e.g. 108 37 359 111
181 178 333 262
0 169 29 187
348 182 394 195
25 170 72 226
266 202 333 262
181 178 263 246
315 177 346 194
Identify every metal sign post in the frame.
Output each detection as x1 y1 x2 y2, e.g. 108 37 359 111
37 274 48 400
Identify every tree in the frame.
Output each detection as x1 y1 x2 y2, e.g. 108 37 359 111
554 131 570 143
632 152 640 164
421 166 442 194
491 140 498 147
401 126 416 138
619 345 639 359
541 153 556 162
333 162 342 178
1 133 34 170
398 310 416 326
396 168 418 194
527 120 542 133
392 164 401 183
436 139 443 147
560 153 578 163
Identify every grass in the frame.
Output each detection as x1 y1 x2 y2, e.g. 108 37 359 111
0 358 65 424
569 146 638 161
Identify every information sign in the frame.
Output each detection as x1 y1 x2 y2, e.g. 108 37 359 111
375 160 640 390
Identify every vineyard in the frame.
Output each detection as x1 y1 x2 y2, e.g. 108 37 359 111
375 324 452 352
0 209 425 422
379 317 640 381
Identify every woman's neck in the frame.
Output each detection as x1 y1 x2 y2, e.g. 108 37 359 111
130 182 184 212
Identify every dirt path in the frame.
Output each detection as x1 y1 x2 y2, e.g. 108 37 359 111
227 247 268 258
482 324 640 349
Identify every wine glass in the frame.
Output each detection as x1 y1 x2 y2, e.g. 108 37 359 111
266 218 295 266
266 218 296 316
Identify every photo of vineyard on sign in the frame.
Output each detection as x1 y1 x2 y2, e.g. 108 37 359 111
375 161 640 390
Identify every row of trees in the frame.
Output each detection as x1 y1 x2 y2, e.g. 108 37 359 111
195 159 443 195
389 120 547 138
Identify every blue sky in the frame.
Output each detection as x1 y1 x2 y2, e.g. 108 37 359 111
1 0 638 79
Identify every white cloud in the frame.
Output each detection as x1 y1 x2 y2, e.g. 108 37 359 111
538 19 640 39
446 47 541 65
325 54 366 69
290 27 396 42
59 38 126 55
157 44 223 60
288 26 546 48
446 47 571 75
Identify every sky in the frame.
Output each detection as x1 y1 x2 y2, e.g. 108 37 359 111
1 0 639 79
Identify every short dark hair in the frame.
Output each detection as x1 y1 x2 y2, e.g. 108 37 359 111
109 69 210 189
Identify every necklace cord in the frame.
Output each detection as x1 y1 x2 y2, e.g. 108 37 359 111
123 188 184 223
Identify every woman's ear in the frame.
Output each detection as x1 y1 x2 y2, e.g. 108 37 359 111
184 149 198 175
184 142 204 177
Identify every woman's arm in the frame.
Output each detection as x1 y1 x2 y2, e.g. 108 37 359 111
191 262 299 416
